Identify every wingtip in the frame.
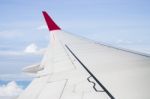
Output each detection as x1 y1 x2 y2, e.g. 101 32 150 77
42 11 61 31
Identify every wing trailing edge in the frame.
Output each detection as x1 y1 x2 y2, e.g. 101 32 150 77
42 11 61 31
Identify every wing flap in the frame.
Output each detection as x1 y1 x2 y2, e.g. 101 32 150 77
23 63 43 74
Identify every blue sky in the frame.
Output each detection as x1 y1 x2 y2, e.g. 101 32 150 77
0 0 150 79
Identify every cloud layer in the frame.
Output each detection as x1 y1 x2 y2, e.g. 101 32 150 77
0 81 23 97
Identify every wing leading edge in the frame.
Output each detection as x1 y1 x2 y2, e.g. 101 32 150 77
18 11 150 99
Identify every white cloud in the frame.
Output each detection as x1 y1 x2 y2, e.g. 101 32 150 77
0 81 23 96
24 43 46 55
0 30 24 39
24 43 38 54
0 74 32 81
37 25 47 30
0 43 46 56
0 51 23 56
115 39 133 44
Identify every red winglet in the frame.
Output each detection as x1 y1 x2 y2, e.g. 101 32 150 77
42 11 61 31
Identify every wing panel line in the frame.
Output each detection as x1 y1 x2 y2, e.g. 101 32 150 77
58 79 68 99
65 44 115 99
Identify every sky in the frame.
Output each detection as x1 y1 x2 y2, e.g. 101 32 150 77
0 0 150 80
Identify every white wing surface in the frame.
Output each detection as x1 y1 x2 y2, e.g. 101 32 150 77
18 11 150 99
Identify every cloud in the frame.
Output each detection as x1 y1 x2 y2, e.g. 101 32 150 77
0 74 32 81
0 51 23 56
0 43 46 56
24 43 38 54
0 30 24 39
37 25 47 30
115 39 133 44
0 81 23 96
24 43 46 55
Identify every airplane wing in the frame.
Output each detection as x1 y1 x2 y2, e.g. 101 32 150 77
18 11 150 99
